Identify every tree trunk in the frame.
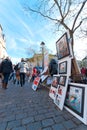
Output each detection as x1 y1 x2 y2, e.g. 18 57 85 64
69 30 80 76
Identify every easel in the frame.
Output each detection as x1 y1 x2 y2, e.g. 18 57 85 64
71 57 85 83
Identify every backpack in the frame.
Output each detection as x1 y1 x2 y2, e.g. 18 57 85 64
14 63 19 71
49 59 58 76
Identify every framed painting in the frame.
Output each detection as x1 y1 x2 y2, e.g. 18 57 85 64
51 76 59 88
58 85 63 95
54 76 68 110
32 77 41 91
65 84 84 117
59 76 66 86
59 61 67 74
49 75 59 100
56 33 70 60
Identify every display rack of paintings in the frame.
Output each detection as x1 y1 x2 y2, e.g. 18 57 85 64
64 83 87 125
53 32 73 110
50 31 87 125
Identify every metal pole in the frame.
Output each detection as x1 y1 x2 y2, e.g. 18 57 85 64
40 42 45 71
42 46 44 70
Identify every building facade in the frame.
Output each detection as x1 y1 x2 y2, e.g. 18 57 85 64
0 24 8 61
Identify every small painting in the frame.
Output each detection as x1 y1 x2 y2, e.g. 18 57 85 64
59 61 67 74
51 76 59 88
59 76 66 86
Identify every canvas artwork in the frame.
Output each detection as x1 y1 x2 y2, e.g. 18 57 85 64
49 86 57 100
58 86 63 95
32 77 40 91
51 76 59 88
59 76 66 86
49 76 59 100
65 84 84 117
55 94 61 106
59 61 67 74
56 33 70 60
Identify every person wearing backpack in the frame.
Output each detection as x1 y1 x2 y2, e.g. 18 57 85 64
49 59 58 76
18 58 28 87
0 57 13 89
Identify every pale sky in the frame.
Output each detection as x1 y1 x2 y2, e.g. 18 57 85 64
0 0 87 63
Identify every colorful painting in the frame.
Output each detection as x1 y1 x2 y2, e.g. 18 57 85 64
32 77 40 91
58 86 63 95
65 84 84 117
59 61 67 74
55 94 61 106
49 86 57 100
51 76 59 88
56 33 70 60
59 76 66 86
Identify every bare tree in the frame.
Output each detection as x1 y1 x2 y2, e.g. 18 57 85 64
22 0 87 48
22 0 87 75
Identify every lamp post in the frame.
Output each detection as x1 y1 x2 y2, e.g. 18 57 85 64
40 41 45 70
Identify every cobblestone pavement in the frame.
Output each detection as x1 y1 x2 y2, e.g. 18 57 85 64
0 80 87 130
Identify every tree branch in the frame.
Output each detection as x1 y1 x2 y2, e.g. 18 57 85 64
54 0 63 18
72 0 87 31
27 6 60 22
74 21 83 32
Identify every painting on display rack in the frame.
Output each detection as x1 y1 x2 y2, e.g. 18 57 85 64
65 84 84 117
64 83 87 125
59 61 67 74
59 76 66 86
49 76 59 100
32 77 40 91
54 76 68 110
56 33 70 60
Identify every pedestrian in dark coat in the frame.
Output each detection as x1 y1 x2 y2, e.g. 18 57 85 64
0 57 13 89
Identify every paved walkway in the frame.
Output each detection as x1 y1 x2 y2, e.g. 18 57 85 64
0 80 87 130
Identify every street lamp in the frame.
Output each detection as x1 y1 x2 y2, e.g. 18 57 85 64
40 41 45 70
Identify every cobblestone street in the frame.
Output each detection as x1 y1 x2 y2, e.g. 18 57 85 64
0 81 87 130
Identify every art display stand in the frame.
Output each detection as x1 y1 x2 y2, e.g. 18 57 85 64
49 32 87 125
49 32 73 110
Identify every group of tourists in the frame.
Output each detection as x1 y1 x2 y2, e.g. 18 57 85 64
0 57 29 89
0 56 58 89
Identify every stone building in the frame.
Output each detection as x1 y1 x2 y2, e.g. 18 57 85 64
26 53 57 68
0 24 8 61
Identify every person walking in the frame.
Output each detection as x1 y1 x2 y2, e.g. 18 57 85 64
18 58 28 87
49 59 58 76
14 63 20 85
0 57 13 89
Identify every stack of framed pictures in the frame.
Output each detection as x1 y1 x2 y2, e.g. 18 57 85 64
49 32 87 124
53 32 73 110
